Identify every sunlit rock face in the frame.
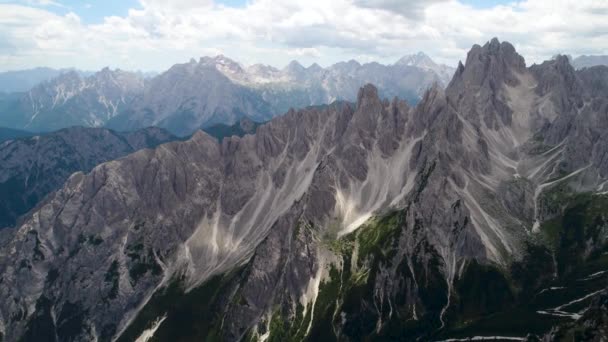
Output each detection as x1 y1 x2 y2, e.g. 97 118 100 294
2 38 608 341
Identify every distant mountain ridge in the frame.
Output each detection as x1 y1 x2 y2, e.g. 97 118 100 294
0 53 454 136
203 117 261 141
572 55 608 69
106 59 274 136
0 126 177 229
205 52 455 105
0 68 145 132
395 51 455 85
0 68 79 93
0 127 34 143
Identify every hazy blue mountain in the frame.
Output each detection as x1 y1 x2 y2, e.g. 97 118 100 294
0 68 144 132
572 55 608 69
0 54 454 136
213 53 455 113
0 67 67 93
0 127 35 143
0 126 176 229
395 51 455 85
106 58 274 136
202 117 261 141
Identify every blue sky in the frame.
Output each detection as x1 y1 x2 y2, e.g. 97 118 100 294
0 0 606 72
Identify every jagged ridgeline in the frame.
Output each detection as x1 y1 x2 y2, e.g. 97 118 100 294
2 38 608 341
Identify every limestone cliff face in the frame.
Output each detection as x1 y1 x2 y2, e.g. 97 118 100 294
2 38 608 341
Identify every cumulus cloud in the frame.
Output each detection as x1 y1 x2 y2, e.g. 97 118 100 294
26 0 65 7
353 0 447 19
0 0 607 72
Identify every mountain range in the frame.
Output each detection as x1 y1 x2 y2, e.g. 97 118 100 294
0 68 76 94
0 127 33 143
1 38 607 341
0 127 177 230
2 53 608 138
0 53 454 136
572 55 608 69
0 68 145 132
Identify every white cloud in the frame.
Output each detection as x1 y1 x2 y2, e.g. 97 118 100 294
26 0 65 8
0 0 607 72
286 47 321 58
353 0 447 18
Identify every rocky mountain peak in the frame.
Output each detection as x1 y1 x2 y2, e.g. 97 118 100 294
396 51 435 68
356 83 380 109
247 63 280 74
308 62 323 72
328 59 362 74
531 54 580 95
456 37 526 89
284 60 305 73
93 67 125 85
529 53 584 126
199 55 246 77
572 54 608 69
346 59 361 67
452 60 465 80
396 52 455 86
50 69 82 84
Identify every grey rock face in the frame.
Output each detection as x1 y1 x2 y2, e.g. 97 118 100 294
0 127 176 229
2 38 608 341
